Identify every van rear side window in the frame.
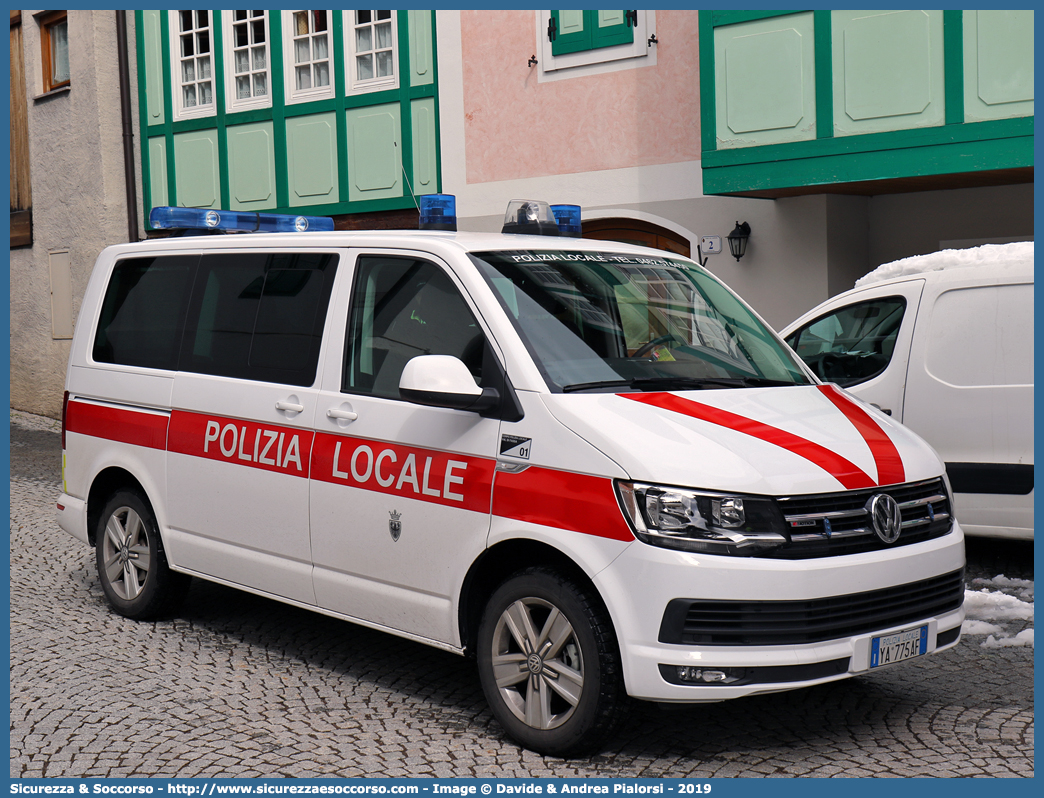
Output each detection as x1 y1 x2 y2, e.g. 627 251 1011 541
181 252 338 385
93 251 338 386
93 255 197 370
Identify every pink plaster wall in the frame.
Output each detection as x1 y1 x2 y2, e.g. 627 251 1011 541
460 10 701 184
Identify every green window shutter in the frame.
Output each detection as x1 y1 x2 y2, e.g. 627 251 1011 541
591 11 634 49
550 10 634 56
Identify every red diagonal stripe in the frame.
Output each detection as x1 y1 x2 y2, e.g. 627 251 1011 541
818 385 905 486
621 392 877 490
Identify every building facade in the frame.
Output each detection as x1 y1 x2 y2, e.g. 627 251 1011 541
9 9 1034 418
10 10 143 419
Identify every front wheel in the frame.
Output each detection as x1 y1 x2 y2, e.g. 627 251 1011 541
95 489 189 620
477 567 625 757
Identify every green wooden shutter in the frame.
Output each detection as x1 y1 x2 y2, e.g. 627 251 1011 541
551 10 634 56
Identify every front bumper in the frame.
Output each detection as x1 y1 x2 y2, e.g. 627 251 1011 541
594 520 966 702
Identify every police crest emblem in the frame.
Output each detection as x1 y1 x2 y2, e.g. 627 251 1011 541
389 509 402 541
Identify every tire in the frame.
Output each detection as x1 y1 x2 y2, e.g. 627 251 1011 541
95 489 189 620
477 567 625 757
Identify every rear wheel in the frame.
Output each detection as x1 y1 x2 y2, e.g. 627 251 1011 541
477 567 624 756
95 489 189 619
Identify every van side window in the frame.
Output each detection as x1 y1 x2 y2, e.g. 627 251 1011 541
784 297 906 386
180 251 337 386
93 255 198 370
343 257 486 398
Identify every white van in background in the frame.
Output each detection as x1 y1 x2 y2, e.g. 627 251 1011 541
782 242 1033 540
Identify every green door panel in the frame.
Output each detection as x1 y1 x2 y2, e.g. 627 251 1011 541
411 97 437 194
347 104 401 201
963 10 1034 122
173 130 221 209
286 114 339 207
227 122 276 209
148 137 168 206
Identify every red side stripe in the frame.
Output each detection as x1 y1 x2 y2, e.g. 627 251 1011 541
621 393 878 490
168 410 313 479
311 432 495 513
493 466 635 542
65 400 168 450
818 385 905 486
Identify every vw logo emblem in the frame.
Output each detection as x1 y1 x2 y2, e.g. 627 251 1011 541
866 493 903 544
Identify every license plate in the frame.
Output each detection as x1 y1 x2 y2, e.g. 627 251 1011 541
870 625 928 668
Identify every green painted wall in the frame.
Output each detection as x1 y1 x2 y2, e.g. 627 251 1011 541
173 129 221 208
286 113 339 207
714 12 816 149
141 10 165 127
411 97 437 194
699 9 1034 196
227 122 276 210
346 103 401 203
148 137 167 204
137 10 439 225
963 10 1034 123
832 10 944 137
408 10 434 87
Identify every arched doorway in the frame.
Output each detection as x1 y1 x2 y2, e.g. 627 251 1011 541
581 218 691 258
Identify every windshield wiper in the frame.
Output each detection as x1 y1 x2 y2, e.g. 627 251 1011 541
562 379 633 393
562 377 799 393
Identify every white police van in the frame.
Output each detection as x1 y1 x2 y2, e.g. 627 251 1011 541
57 197 965 756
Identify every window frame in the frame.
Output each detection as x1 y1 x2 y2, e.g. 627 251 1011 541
341 254 493 400
222 10 273 112
281 9 336 105
39 10 70 93
784 296 909 387
179 250 339 387
169 10 216 121
344 9 400 95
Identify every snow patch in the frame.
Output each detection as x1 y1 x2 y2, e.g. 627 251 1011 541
962 574 1034 649
961 620 1006 636
854 241 1033 288
963 589 1034 621
981 629 1034 649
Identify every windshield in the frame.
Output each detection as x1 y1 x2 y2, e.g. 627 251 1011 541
470 250 812 392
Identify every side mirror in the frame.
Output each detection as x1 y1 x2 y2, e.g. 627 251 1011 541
399 355 500 413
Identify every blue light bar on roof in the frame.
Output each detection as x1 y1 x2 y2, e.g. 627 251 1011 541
149 206 334 233
419 194 457 231
551 204 582 237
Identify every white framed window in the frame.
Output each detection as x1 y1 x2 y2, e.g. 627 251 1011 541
222 10 271 111
282 10 334 104
345 10 399 94
170 10 215 119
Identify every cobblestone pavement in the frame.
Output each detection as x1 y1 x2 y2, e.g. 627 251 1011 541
10 411 1033 778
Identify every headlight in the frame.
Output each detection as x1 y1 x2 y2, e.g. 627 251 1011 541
616 481 788 556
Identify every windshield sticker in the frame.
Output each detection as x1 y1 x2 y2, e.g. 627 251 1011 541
509 252 686 269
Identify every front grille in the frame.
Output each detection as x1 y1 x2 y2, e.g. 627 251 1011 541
659 569 965 646
770 478 953 559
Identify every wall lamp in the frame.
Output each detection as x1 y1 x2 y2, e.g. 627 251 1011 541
727 221 751 261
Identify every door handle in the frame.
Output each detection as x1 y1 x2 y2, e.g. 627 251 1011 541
275 400 305 413
327 407 358 421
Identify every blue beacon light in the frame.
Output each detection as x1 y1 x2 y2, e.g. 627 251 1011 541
419 194 458 231
149 206 334 233
551 204 582 237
